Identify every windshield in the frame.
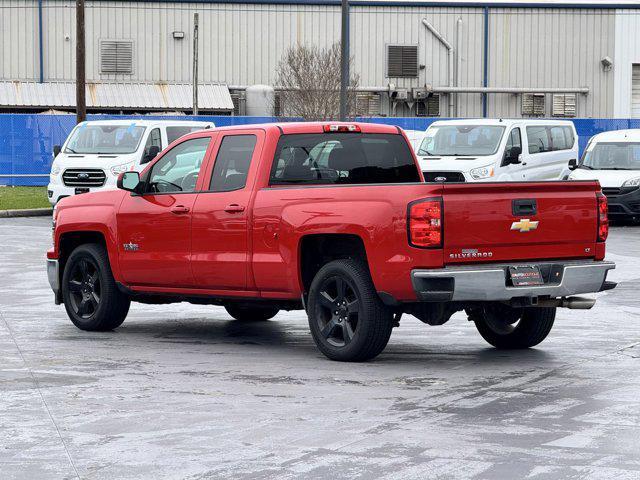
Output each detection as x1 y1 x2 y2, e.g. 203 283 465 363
417 125 506 157
64 124 146 154
580 142 640 170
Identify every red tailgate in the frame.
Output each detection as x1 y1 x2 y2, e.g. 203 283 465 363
442 181 600 264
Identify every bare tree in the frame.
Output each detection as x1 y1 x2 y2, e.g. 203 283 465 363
274 43 359 121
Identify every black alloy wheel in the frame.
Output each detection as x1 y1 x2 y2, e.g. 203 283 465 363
315 275 360 347
67 258 101 319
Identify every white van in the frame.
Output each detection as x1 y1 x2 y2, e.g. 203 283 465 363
568 129 640 221
47 119 214 205
416 119 578 182
404 129 427 154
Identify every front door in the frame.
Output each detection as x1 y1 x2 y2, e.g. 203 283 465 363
117 135 213 288
191 131 263 292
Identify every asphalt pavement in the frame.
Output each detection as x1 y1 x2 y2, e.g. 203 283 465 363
1 217 639 480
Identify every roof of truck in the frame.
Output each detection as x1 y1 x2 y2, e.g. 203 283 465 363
211 121 401 134
428 118 576 129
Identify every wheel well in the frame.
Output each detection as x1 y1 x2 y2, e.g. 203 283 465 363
58 231 107 274
299 234 368 294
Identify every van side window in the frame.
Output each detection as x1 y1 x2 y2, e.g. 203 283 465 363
502 128 522 166
527 126 551 154
563 127 575 149
208 135 257 192
549 127 567 151
142 128 162 163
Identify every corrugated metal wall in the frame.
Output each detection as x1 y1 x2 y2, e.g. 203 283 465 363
613 10 640 118
0 1 620 118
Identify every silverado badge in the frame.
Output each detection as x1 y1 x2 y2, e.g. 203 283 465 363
123 242 139 251
511 219 539 233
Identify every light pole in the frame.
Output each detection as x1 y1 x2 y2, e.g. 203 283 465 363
339 0 350 121
76 0 86 123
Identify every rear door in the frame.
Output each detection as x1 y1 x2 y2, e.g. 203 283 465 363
190 130 264 291
442 181 599 264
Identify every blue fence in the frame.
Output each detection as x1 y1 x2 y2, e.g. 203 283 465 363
2 113 640 186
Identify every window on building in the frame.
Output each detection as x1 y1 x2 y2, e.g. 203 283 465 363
100 40 134 74
209 135 257 192
270 133 420 185
387 45 418 78
527 126 551 154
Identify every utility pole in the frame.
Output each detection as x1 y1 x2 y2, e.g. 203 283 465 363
339 0 349 121
76 0 86 123
192 13 199 116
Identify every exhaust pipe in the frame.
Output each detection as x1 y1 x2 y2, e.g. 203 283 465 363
537 296 596 310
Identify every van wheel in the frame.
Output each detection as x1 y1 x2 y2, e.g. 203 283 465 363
62 244 130 331
224 304 279 321
307 259 394 362
470 304 556 349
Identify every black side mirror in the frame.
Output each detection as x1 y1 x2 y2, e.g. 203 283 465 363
507 146 522 165
141 145 161 164
117 171 142 193
568 159 578 170
53 145 61 157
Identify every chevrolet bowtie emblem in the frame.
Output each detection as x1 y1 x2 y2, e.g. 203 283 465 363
511 218 539 232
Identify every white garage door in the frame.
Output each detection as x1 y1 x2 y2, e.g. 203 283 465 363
633 64 640 118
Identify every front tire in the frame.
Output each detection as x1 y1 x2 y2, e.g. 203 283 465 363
307 259 394 362
470 304 556 349
224 304 279 321
62 243 130 331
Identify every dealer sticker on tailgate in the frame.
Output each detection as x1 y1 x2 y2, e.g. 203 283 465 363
509 266 544 287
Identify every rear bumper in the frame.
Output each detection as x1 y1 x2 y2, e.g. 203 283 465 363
411 260 615 302
47 259 62 304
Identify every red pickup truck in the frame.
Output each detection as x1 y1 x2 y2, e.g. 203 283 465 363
47 122 616 361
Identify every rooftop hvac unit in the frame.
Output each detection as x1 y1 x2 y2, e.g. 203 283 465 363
522 93 545 116
552 94 577 117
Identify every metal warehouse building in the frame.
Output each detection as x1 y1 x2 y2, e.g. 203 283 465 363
1 0 640 118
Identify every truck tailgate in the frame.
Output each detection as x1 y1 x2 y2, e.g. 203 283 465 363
442 181 600 264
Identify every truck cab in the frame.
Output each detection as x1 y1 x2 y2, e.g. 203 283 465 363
47 119 214 205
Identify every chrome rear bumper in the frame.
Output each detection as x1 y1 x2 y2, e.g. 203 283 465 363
411 260 615 303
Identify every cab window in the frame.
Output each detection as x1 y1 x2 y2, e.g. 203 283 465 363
141 128 162 164
502 128 522 166
146 137 211 194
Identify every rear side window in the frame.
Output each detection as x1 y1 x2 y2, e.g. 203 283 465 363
209 135 257 192
527 126 551 154
167 126 207 144
270 133 420 185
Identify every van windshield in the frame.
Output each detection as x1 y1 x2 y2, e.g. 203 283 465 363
580 142 640 170
64 124 146 154
417 125 505 157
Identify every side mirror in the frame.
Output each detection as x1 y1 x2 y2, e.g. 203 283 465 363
117 171 141 193
507 146 522 165
568 158 578 170
141 145 161 164
53 145 61 158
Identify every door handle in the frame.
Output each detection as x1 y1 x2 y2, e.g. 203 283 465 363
224 204 246 213
170 205 190 214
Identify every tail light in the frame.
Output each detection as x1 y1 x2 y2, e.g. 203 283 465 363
323 124 361 133
597 192 608 242
408 198 443 248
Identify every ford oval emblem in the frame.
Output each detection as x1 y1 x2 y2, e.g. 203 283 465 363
434 176 447 182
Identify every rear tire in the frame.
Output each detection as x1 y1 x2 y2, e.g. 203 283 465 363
470 304 556 349
224 304 279 321
62 243 130 331
307 259 394 362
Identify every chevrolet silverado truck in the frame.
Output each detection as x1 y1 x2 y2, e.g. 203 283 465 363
47 122 616 362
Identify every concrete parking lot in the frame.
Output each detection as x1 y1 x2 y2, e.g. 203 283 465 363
1 217 639 480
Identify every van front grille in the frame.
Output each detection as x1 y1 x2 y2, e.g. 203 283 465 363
62 169 106 187
423 171 466 183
